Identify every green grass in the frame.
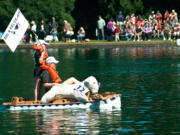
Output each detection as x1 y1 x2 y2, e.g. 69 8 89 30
0 38 176 46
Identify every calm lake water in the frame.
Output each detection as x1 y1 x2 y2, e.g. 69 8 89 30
1 46 180 135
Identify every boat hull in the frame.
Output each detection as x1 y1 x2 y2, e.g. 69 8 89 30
3 95 121 111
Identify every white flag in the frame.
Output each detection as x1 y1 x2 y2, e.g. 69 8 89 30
177 39 180 46
2 8 29 52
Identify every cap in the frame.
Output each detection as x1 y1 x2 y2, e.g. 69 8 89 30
46 56 59 64
35 40 50 46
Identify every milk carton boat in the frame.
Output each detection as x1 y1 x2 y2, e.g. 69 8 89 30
2 92 121 111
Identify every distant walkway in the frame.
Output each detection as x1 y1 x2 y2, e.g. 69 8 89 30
0 40 176 50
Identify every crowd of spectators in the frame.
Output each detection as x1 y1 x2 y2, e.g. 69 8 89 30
24 17 60 43
24 9 179 43
98 9 179 42
24 17 87 43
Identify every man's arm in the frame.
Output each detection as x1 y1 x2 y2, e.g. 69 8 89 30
41 70 62 89
39 45 46 64
43 82 62 88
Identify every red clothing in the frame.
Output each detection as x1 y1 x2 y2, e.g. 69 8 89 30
32 45 48 65
136 20 142 26
157 23 162 31
164 13 170 20
156 14 162 23
115 27 119 34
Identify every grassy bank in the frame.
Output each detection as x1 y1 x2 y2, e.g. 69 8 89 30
0 39 177 50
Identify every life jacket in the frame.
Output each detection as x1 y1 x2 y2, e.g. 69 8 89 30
32 45 48 65
41 65 62 83
157 23 162 31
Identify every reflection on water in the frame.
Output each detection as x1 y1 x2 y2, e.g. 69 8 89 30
1 46 180 134
1 109 121 135
39 109 121 135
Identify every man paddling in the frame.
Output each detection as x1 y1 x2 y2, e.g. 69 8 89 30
32 40 49 101
40 56 80 93
40 56 100 103
41 76 100 103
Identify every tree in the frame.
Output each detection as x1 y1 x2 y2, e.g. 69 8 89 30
0 0 75 35
103 0 144 20
72 0 144 38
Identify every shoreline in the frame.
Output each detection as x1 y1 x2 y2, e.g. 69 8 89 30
0 40 176 50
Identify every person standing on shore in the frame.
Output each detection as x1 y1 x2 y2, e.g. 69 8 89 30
32 40 49 101
51 17 58 30
169 9 178 29
25 25 32 43
31 21 37 42
107 18 115 41
116 11 124 28
63 20 74 42
114 24 120 41
39 20 47 40
97 16 106 40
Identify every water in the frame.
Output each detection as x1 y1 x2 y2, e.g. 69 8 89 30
1 46 180 134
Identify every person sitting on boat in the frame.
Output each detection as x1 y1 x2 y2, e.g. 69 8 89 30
32 40 49 101
40 56 80 94
41 76 100 103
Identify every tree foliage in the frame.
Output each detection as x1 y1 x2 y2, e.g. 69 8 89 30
100 0 144 20
0 0 75 33
120 0 144 14
1 0 178 38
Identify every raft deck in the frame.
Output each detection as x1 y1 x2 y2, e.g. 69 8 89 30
3 93 121 111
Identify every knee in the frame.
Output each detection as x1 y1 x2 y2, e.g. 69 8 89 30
69 77 76 80
65 77 77 83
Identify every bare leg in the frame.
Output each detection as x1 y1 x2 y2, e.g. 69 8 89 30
63 77 80 85
134 33 136 41
37 81 42 100
34 78 42 101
